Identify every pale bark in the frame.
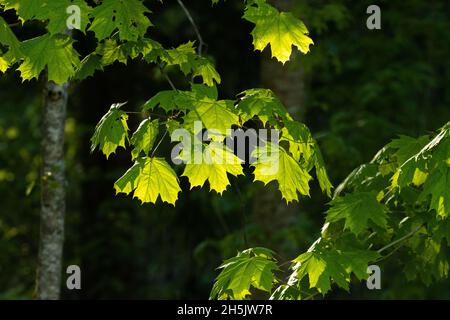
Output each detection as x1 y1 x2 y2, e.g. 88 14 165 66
37 80 68 300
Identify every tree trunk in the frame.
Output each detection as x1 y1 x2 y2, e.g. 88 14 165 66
253 0 306 241
37 80 68 300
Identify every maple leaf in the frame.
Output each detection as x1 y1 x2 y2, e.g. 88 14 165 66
0 16 22 65
419 163 450 218
45 0 92 34
182 142 243 194
0 0 46 21
243 0 313 63
89 0 152 41
73 54 103 80
292 247 348 294
17 34 80 84
292 245 379 294
162 42 221 86
0 0 92 33
211 248 278 300
90 102 129 159
130 118 159 160
237 89 291 126
252 143 312 203
326 192 388 236
114 157 181 205
313 143 333 197
181 85 239 138
96 38 159 66
143 90 183 113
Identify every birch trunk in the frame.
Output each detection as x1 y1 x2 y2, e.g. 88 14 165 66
37 80 68 300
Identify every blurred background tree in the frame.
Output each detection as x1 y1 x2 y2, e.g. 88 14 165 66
0 0 449 299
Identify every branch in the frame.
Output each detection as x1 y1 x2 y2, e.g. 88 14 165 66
176 0 206 56
377 224 423 255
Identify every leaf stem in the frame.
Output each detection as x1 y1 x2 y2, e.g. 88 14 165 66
151 129 169 158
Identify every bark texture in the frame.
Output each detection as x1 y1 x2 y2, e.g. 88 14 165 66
253 0 306 238
37 81 68 300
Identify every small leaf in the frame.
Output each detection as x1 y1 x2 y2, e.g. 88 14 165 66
130 118 159 160
211 248 278 300
91 102 129 159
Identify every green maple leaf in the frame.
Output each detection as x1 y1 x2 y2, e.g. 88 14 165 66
388 135 430 166
162 42 221 86
143 90 182 113
237 89 291 126
89 0 152 41
91 102 129 159
391 127 450 189
143 85 219 113
340 249 381 280
211 248 278 300
419 163 450 218
193 57 221 86
0 16 22 65
182 142 243 194
182 85 239 138
243 0 313 63
18 34 80 84
0 0 92 33
280 121 332 197
252 143 312 203
45 0 92 34
326 192 388 236
292 246 348 294
114 157 181 205
313 143 333 197
281 120 314 162
73 54 103 80
130 118 159 160
96 38 159 65
0 0 46 21
292 245 379 294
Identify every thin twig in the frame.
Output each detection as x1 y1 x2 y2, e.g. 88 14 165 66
176 0 206 56
377 224 423 254
8 21 21 27
158 63 177 91
151 129 169 158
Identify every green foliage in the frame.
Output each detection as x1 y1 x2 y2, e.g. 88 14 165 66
210 248 278 300
114 157 181 205
3 0 449 301
18 34 80 83
212 121 450 299
243 0 314 63
182 142 244 194
252 142 312 203
90 102 129 159
326 192 388 236
130 119 159 160
88 0 151 41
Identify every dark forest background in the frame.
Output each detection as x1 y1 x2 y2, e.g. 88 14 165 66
1 0 450 299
